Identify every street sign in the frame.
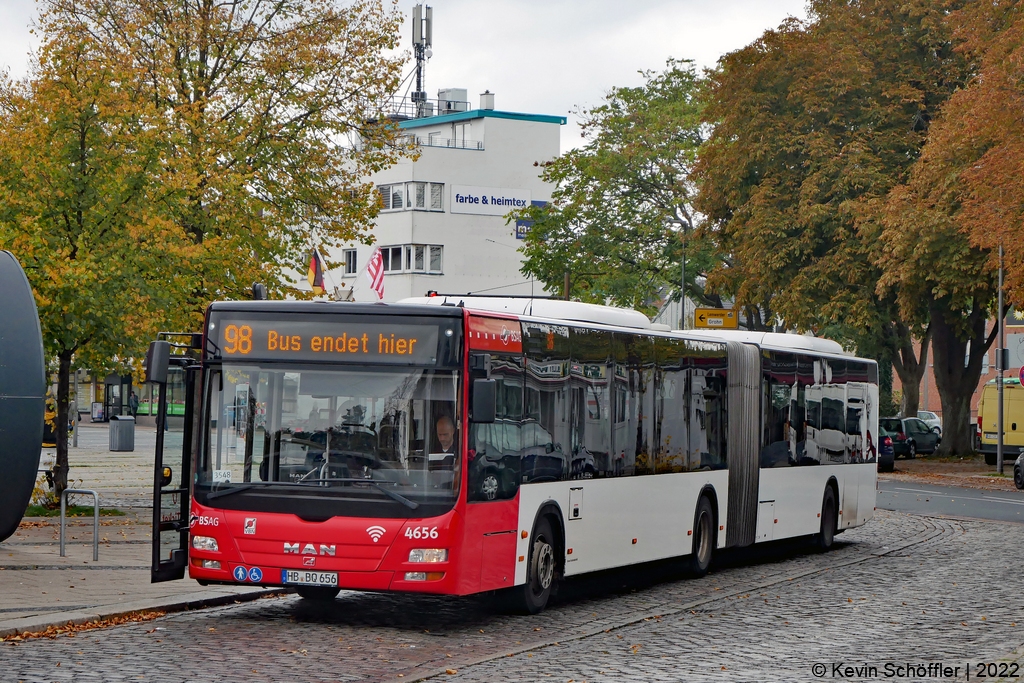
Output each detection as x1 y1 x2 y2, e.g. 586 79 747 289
694 308 738 330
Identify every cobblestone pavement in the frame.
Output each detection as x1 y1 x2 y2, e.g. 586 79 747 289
5 510 1024 683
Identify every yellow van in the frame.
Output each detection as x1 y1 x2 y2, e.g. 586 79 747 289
977 378 1024 465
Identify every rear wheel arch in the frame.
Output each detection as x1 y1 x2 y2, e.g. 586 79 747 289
533 501 565 577
698 485 720 533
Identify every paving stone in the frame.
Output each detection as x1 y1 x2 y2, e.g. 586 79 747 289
5 511 1023 682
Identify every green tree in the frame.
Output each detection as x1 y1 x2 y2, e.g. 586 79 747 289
694 0 967 414
0 31 188 495
40 0 412 322
515 60 718 318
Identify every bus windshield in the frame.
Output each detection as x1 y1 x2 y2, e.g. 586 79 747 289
196 364 461 513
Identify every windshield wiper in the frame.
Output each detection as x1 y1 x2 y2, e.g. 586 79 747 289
205 481 319 500
313 478 420 510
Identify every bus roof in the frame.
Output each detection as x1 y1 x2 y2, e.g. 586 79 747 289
673 329 849 356
398 296 652 330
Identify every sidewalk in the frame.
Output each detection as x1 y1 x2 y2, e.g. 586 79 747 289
0 423 274 639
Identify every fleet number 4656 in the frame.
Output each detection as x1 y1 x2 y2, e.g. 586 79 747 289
404 526 438 539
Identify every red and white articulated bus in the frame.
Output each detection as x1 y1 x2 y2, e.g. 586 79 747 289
147 296 878 613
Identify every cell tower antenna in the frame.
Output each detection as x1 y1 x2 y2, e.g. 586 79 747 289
411 4 432 115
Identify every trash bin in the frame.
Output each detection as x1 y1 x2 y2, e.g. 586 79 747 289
109 415 135 452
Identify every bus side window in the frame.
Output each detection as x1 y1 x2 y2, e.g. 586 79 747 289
654 337 688 473
612 332 654 477
468 353 522 501
523 323 571 484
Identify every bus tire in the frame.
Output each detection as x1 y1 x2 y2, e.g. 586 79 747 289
511 516 557 614
684 496 715 577
295 586 340 601
814 486 837 551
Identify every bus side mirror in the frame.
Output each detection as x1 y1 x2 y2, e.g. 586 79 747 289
145 341 170 384
471 379 496 424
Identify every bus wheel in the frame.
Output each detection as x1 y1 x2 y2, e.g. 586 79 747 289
513 517 557 614
684 497 715 577
814 487 837 551
296 586 340 601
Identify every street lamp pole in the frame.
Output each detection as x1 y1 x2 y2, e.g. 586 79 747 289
998 243 1005 474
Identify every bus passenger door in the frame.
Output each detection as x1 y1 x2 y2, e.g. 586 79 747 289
465 342 523 593
145 340 199 583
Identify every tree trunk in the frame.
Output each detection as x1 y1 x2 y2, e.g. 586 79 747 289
53 349 73 497
931 301 995 456
890 322 930 418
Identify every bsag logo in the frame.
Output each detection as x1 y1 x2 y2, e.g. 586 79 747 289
283 542 336 556
499 325 522 346
190 514 219 528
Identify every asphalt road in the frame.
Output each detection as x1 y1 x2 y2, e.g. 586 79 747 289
877 479 1024 523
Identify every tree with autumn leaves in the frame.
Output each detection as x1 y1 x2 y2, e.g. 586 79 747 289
520 0 1024 454
877 1 1024 453
0 0 411 495
0 29 187 496
695 0 970 427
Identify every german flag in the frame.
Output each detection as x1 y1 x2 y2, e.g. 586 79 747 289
307 249 325 295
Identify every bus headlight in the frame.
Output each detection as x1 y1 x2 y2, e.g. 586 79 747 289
404 571 445 581
192 536 219 551
408 549 448 563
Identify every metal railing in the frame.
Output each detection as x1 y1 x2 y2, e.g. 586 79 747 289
386 96 470 120
59 488 99 561
398 133 484 151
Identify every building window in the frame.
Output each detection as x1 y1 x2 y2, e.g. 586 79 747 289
343 249 357 275
380 244 443 274
378 182 444 213
381 246 404 272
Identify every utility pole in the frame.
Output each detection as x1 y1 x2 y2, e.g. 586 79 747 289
998 243 1005 474
72 368 79 448
564 271 570 301
680 233 686 330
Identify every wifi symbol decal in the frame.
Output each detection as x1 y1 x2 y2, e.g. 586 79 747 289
366 525 386 542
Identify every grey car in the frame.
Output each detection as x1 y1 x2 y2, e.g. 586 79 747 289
880 416 941 458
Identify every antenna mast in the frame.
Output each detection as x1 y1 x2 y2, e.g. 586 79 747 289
411 5 432 117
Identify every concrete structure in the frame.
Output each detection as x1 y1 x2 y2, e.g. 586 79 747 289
328 93 565 302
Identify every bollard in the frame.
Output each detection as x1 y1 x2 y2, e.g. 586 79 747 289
59 488 99 561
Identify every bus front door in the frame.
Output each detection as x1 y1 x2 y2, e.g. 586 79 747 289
146 340 199 583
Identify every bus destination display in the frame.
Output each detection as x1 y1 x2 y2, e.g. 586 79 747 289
213 319 442 364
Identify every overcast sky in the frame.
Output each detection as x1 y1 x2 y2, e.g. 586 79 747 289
0 0 810 151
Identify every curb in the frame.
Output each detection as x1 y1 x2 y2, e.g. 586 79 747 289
0 587 286 639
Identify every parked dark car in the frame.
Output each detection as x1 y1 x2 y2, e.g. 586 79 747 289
1014 454 1024 490
877 433 895 472
880 417 940 458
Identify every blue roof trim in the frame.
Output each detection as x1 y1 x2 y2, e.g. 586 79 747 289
397 109 567 129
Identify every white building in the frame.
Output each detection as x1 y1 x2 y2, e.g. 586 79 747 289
328 92 565 302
